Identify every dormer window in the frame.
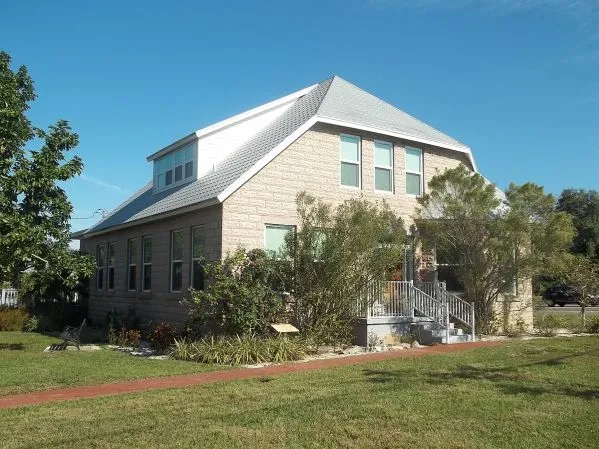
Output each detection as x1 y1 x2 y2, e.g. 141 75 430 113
154 143 195 191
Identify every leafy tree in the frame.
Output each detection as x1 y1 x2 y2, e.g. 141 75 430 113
183 248 289 336
554 254 599 328
0 51 93 290
417 165 573 333
557 189 599 261
282 192 406 345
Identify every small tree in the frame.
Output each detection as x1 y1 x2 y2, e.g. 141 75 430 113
0 51 93 290
282 192 406 345
417 165 573 333
556 254 599 328
557 189 599 262
182 248 288 336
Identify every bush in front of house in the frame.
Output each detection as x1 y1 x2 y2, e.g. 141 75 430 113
171 335 306 365
148 322 176 353
182 248 289 337
584 315 599 334
0 307 29 331
535 314 566 337
108 327 142 348
280 193 406 346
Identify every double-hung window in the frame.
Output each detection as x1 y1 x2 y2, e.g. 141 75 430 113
265 224 295 256
155 144 194 190
405 147 423 196
340 134 361 188
142 236 152 291
374 140 393 192
191 227 205 291
96 245 105 291
127 238 137 291
171 230 183 292
107 242 116 290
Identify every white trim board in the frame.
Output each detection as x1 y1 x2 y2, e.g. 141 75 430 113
315 116 478 172
147 85 317 162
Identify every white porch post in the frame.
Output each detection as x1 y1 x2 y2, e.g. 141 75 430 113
445 301 450 345
471 305 476 342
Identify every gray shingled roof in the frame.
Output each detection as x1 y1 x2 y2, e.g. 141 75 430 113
81 76 470 236
317 77 468 150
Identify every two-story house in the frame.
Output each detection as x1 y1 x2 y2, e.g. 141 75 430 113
75 76 529 341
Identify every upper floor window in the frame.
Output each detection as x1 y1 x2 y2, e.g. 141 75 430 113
374 140 393 193
154 144 194 190
405 147 423 196
340 134 361 188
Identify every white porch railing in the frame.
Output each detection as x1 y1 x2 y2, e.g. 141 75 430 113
417 281 475 341
1 288 19 307
357 281 447 326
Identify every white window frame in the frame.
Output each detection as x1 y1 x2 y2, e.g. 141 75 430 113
107 242 116 291
170 229 184 293
374 140 394 194
127 238 137 292
153 143 195 193
142 236 152 292
96 244 105 291
339 133 361 189
405 146 423 197
264 224 296 256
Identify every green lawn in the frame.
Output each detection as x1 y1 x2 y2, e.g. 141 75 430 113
1 337 598 449
534 307 599 329
0 332 225 396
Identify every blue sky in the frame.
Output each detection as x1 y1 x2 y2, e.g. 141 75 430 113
2 0 598 234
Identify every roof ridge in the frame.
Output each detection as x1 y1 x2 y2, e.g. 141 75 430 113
320 76 468 149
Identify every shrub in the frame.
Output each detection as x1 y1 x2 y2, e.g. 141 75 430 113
24 315 39 332
182 248 288 337
0 307 29 331
283 193 406 346
171 335 306 365
535 314 565 337
149 322 176 353
585 315 599 334
505 318 528 338
108 327 142 347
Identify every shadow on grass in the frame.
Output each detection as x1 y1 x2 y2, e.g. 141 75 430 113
0 343 24 351
363 350 599 400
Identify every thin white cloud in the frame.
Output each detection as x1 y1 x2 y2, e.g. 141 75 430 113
79 174 131 195
369 1 599 36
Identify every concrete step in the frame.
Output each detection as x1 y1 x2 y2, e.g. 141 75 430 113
411 321 455 331
410 323 471 345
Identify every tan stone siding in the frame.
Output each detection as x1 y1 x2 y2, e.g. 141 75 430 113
221 122 472 253
79 205 222 328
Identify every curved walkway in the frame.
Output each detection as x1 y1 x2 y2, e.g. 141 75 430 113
0 341 500 409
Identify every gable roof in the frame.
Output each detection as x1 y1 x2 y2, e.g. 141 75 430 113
77 76 476 237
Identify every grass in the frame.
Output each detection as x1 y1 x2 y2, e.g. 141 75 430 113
0 332 225 396
534 307 599 330
1 337 598 449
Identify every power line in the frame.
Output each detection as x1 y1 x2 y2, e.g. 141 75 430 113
71 209 107 220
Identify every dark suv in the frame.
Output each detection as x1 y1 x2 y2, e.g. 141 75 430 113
543 285 580 307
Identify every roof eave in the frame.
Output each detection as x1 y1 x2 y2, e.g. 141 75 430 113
315 115 478 172
78 198 220 239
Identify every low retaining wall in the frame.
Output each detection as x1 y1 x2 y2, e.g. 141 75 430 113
354 316 433 346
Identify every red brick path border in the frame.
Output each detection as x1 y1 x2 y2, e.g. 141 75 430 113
0 341 501 409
